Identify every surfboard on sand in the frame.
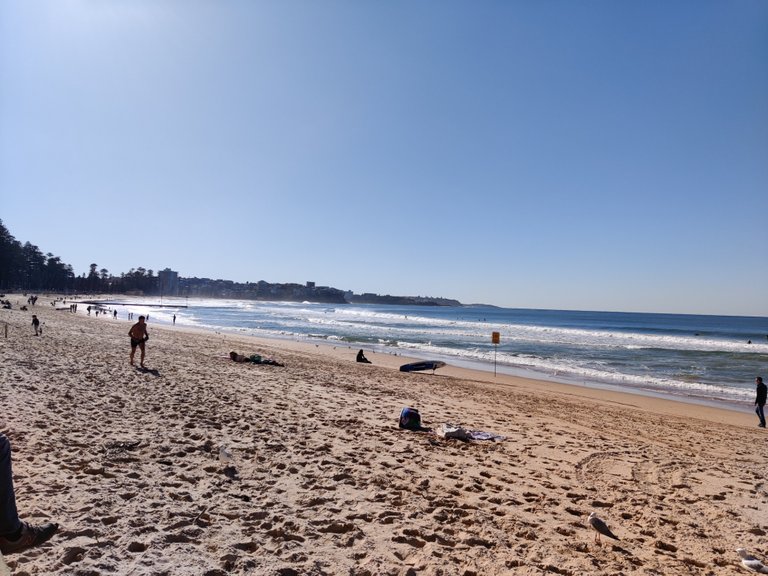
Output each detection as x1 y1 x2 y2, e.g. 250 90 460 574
399 361 446 373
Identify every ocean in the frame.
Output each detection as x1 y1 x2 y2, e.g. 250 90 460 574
116 298 767 409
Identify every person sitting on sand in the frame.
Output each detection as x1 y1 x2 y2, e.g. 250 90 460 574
229 351 284 367
129 316 149 368
356 349 371 364
0 433 58 555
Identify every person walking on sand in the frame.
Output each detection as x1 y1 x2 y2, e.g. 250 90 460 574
129 316 149 368
0 433 58 555
755 376 767 428
31 315 40 336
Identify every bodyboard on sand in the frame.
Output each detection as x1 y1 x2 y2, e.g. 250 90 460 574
399 361 446 373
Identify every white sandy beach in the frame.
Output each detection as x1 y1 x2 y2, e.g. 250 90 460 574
1 298 767 575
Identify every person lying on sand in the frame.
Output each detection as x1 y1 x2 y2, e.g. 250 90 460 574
229 351 284 367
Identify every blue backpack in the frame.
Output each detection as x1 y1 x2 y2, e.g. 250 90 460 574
399 407 422 430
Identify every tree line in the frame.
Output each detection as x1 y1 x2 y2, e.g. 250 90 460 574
0 220 461 305
0 219 159 294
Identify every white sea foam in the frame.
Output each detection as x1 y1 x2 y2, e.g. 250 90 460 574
397 341 754 403
289 305 768 354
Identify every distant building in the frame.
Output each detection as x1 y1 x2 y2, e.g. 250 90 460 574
306 281 315 289
158 268 179 296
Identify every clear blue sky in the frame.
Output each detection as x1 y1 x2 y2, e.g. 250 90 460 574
1 1 766 316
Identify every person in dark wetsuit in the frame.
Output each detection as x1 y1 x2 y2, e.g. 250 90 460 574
356 349 371 364
755 376 767 428
129 316 149 367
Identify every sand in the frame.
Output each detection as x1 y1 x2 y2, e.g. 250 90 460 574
1 298 767 575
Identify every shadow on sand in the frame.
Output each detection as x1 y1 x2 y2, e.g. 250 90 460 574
136 366 161 377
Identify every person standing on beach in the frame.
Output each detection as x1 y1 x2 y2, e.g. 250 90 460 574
31 315 40 336
755 376 766 428
0 434 58 555
129 316 149 368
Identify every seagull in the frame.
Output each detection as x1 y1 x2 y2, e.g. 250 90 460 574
218 445 235 466
588 512 620 544
736 549 768 573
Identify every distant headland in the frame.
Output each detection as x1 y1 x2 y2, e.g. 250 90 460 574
0 220 462 306
152 275 462 306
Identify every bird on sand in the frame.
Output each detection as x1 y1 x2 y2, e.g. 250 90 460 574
736 549 768 573
588 512 620 544
218 444 235 466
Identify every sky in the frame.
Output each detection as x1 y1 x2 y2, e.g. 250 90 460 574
1 1 766 316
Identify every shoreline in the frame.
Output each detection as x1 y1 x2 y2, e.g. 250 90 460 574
14 292 760 417
4 293 759 426
238 333 756 427
3 295 760 427
136 316 755 428
110 296 765 412
135 317 761 418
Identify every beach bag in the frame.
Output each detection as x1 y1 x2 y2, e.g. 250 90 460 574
437 423 472 441
399 407 422 430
